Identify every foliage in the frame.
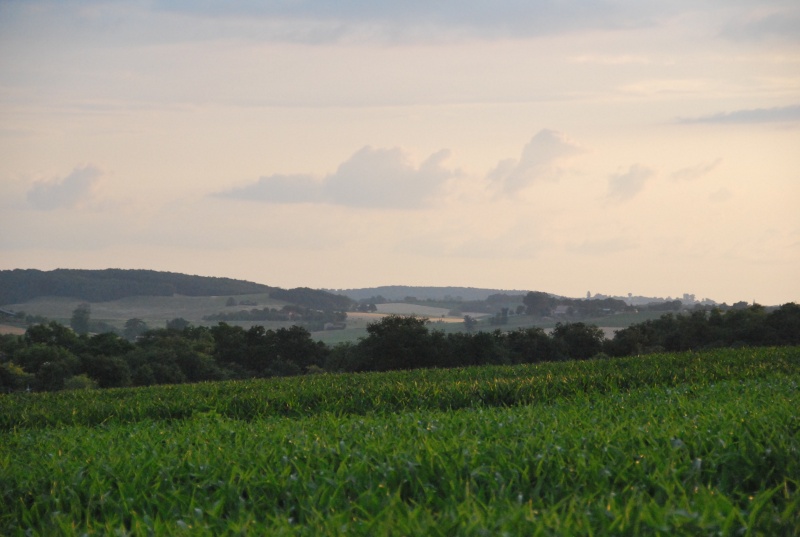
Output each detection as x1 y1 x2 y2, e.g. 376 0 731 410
605 303 800 355
69 303 91 335
204 305 347 327
0 268 273 304
123 318 149 341
552 322 605 359
523 291 632 318
269 287 354 311
2 346 797 430
1 303 799 392
1 347 798 535
0 362 33 392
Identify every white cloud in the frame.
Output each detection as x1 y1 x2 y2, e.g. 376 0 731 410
26 165 103 210
607 164 654 201
216 146 456 209
488 129 585 195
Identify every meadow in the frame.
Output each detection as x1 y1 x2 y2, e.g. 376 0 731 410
2 292 668 345
1 347 798 535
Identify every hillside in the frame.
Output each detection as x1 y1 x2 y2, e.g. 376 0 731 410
333 285 530 302
0 268 274 304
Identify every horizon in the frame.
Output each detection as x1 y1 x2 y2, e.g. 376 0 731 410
0 266 775 307
1 2 798 306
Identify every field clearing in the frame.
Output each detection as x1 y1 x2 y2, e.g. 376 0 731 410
1 347 798 535
375 302 454 318
314 309 481 344
0 324 25 335
349 311 470 324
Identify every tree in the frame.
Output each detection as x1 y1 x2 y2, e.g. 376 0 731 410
551 322 605 360
505 327 557 363
25 321 82 352
358 315 434 371
766 303 800 345
63 374 97 390
124 318 149 341
14 344 80 376
463 315 478 332
85 332 134 358
81 355 131 388
210 323 247 367
70 303 91 335
523 292 555 317
0 362 34 392
166 318 191 331
35 360 72 391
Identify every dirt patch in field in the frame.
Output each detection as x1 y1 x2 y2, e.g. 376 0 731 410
0 324 26 335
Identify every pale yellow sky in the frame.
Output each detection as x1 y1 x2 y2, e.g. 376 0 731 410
1 1 799 304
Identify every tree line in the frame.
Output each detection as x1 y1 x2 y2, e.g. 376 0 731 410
1 303 797 392
203 304 347 329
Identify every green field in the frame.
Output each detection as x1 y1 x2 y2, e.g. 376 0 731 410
2 347 798 535
3 294 671 345
2 293 289 333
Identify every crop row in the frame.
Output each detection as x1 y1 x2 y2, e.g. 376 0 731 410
2 373 798 535
1 346 798 430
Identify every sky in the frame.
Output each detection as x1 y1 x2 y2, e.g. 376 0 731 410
1 1 799 305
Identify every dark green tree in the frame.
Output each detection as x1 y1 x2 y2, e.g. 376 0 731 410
523 292 555 317
81 355 131 388
463 315 478 332
124 318 149 341
70 303 91 335
505 327 557 363
26 321 82 352
551 322 605 360
166 318 191 331
358 315 434 371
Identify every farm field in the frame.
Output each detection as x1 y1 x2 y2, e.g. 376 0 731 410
2 293 669 345
2 347 798 535
0 293 286 332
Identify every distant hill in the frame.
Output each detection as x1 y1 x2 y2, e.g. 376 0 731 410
0 269 274 305
332 285 531 302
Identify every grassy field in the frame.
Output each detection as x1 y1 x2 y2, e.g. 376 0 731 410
2 293 671 346
2 347 798 535
1 293 287 332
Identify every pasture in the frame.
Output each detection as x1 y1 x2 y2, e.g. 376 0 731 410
2 293 669 345
1 293 286 332
1 347 798 535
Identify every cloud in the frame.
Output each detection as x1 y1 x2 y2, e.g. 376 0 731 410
607 164 654 201
325 147 454 208
677 105 800 124
488 129 585 195
213 174 323 204
671 159 721 181
216 146 455 209
154 1 655 43
26 165 103 210
708 188 733 203
722 8 800 42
